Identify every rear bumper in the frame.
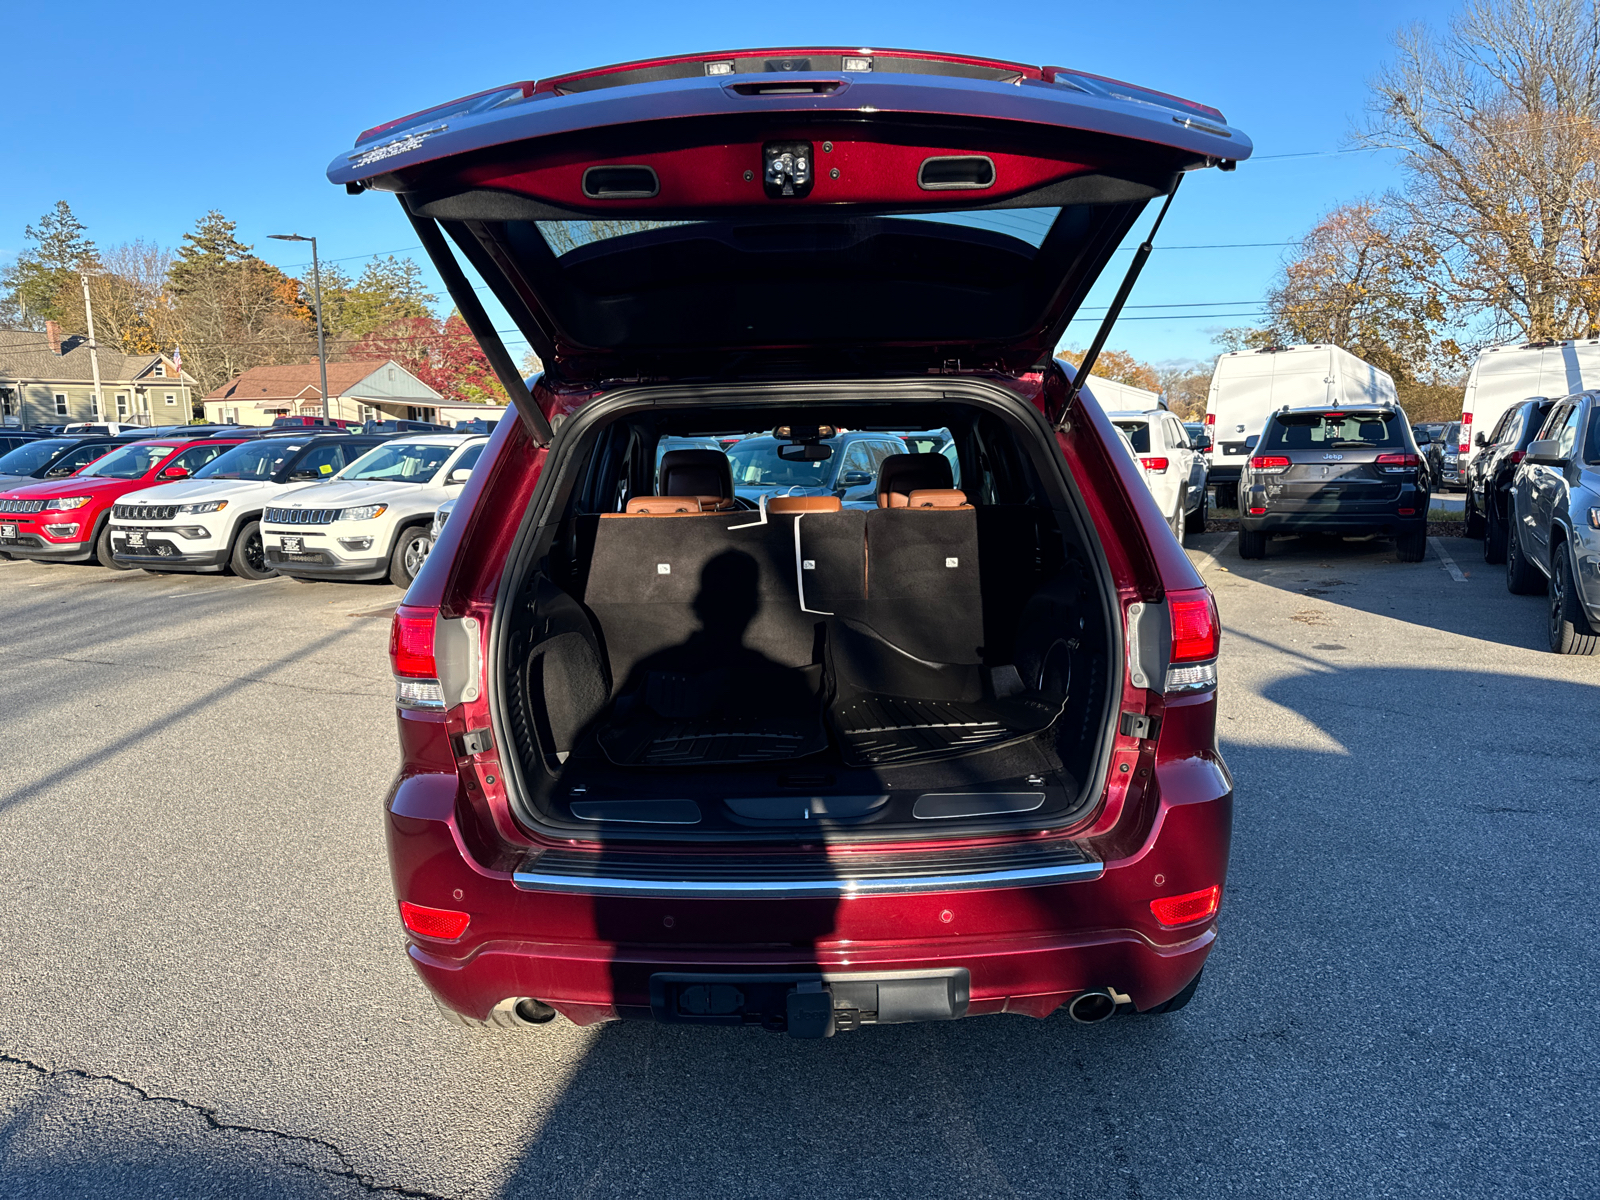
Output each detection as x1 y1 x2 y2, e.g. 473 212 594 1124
385 742 1233 1025
1241 510 1427 535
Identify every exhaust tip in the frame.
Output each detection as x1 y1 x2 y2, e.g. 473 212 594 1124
513 998 558 1025
1068 990 1118 1024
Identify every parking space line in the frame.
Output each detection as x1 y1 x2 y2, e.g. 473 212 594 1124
1188 532 1238 578
1429 537 1468 583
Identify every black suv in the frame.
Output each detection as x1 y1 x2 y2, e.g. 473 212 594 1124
1463 397 1555 563
1421 421 1463 491
1237 405 1430 561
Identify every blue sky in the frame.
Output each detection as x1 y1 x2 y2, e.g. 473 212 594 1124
0 0 1461 369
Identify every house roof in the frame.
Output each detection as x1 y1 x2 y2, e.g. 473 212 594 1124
0 328 192 387
205 359 441 402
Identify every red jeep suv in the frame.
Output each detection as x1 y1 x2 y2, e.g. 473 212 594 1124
0 435 250 569
339 48 1248 1036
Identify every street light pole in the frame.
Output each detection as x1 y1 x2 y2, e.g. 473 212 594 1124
268 233 331 423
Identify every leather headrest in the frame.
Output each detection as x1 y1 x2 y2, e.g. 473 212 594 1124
876 453 953 507
659 449 732 500
906 488 969 509
767 495 842 514
625 495 700 514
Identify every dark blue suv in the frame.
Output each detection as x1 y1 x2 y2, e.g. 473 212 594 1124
726 430 910 509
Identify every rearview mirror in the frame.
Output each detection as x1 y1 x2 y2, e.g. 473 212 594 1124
1244 434 1259 450
1525 438 1563 464
1194 435 1212 451
447 467 473 485
1413 430 1432 445
161 465 189 479
777 443 833 462
838 469 872 486
1474 431 1488 447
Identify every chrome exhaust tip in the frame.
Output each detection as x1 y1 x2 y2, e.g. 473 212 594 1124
1067 989 1119 1024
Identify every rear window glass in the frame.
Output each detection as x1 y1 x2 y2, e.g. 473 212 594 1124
1112 421 1151 453
1586 408 1600 463
1259 411 1405 452
0 438 75 475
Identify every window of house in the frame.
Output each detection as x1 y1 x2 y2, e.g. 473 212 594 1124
55 394 68 416
116 394 129 418
153 364 165 378
90 394 101 417
165 393 177 407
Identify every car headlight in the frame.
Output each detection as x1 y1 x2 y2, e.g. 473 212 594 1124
338 504 388 521
177 500 228 515
45 496 91 510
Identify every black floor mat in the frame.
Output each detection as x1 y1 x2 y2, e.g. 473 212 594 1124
598 715 829 766
831 694 1063 766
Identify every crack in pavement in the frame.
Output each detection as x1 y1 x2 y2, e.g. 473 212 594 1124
0 1051 452 1199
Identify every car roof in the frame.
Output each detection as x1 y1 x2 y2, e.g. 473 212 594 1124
377 434 481 445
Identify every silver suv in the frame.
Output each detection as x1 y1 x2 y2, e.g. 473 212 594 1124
1506 391 1600 654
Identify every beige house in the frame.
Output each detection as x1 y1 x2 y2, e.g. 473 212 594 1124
0 322 197 428
203 360 446 427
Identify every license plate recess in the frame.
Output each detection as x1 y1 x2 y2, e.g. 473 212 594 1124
649 968 970 1038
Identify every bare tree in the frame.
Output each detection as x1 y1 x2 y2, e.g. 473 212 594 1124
1364 0 1600 341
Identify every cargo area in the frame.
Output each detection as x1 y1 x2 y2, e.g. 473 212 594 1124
492 389 1120 843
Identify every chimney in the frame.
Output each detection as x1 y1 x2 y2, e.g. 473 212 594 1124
45 320 64 354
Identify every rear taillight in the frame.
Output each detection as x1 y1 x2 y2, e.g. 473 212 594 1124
1506 450 1525 465
1376 453 1419 474
1150 885 1221 928
1165 587 1219 694
1459 412 1472 454
399 901 470 940
1204 413 1215 426
1140 456 1169 473
389 605 444 709
1249 455 1290 474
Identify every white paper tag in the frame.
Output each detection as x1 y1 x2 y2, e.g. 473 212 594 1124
803 559 816 570
945 557 959 568
657 563 671 574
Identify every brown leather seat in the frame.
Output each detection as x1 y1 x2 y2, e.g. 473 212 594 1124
599 496 704 517
905 489 970 509
876 453 955 508
768 495 842 514
659 450 734 509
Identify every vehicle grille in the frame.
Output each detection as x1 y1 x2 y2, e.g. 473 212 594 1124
0 499 45 513
264 506 337 524
113 504 177 521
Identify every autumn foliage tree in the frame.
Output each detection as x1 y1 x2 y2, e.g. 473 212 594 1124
1054 347 1163 391
352 312 509 404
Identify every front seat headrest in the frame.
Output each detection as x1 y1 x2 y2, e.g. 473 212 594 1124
876 453 954 508
659 449 732 500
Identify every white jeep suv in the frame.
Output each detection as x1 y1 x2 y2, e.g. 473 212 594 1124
1108 409 1206 541
109 433 386 578
260 434 487 587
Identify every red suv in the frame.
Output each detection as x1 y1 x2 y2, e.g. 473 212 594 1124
340 48 1248 1036
0 436 249 568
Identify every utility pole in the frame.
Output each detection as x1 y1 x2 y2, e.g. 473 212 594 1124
268 233 331 422
81 273 104 424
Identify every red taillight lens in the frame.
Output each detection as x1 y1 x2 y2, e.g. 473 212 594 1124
389 606 437 678
1375 453 1418 465
1150 885 1220 927
1140 456 1169 472
1459 412 1472 454
1247 506 1266 514
1168 587 1220 662
399 901 470 940
1249 455 1290 469
1204 413 1215 426
1507 450 1525 465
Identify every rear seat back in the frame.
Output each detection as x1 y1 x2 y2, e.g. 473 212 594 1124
659 449 734 506
876 453 953 507
863 506 983 664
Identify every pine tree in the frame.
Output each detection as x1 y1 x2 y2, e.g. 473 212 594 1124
0 201 100 329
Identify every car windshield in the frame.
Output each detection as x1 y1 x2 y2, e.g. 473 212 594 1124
341 441 455 482
75 443 176 479
195 440 307 480
727 439 838 488
0 438 75 475
1113 421 1152 453
1260 411 1406 451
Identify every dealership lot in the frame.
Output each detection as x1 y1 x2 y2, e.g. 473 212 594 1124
0 540 1595 1199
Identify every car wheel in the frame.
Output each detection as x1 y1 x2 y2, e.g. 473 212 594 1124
95 523 134 571
1238 530 1267 559
1189 485 1208 536
1505 520 1544 594
390 526 431 588
229 520 276 581
1141 968 1203 1016
1464 489 1486 538
1549 550 1600 655
1169 491 1186 542
1396 527 1427 562
1483 498 1508 564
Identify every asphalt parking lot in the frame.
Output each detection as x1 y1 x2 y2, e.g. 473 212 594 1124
0 538 1596 1199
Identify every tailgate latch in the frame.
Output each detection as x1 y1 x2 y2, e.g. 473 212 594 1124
457 728 493 756
1119 711 1160 741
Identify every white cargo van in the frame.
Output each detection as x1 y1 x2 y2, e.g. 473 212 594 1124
1458 340 1600 463
1204 345 1398 506
1084 375 1162 412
